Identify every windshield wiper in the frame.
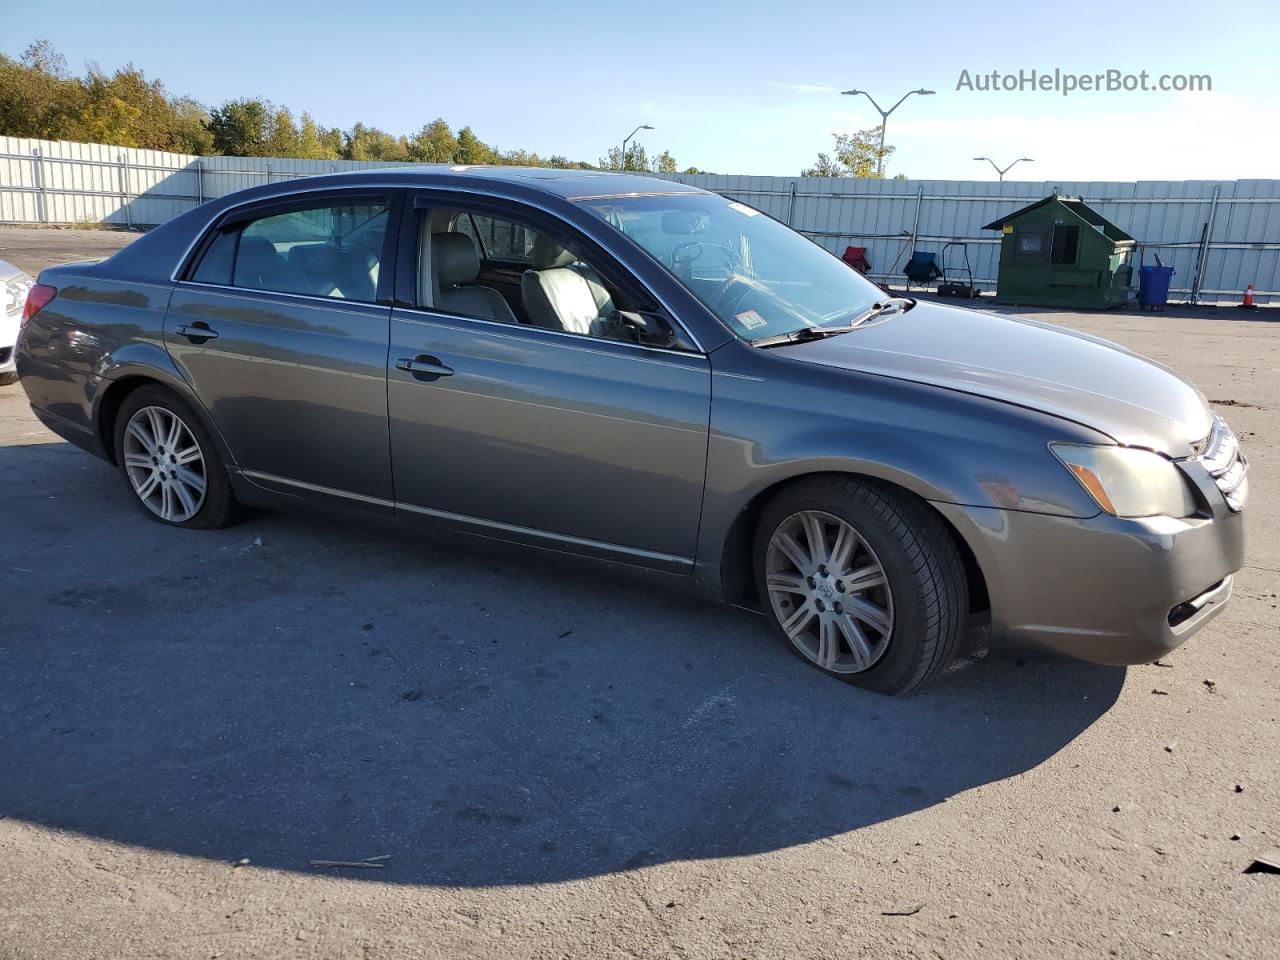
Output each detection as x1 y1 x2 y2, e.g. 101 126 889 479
753 297 913 348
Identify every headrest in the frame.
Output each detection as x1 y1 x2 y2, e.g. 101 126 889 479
235 235 284 284
238 235 281 264
290 243 340 274
432 232 480 286
530 233 576 270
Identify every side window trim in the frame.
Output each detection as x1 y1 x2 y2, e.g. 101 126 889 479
398 190 704 354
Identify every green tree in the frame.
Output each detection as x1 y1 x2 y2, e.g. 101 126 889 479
453 126 496 165
296 112 340 160
407 118 457 163
0 39 688 173
169 97 214 155
79 64 178 149
802 126 893 178
208 98 271 156
600 142 648 171
0 40 86 140
343 123 409 162
264 106 301 157
652 150 678 174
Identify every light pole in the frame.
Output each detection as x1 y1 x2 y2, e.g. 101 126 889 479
839 88 935 176
621 124 653 171
974 156 1034 181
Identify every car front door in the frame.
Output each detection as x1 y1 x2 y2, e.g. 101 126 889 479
386 192 711 568
165 192 397 507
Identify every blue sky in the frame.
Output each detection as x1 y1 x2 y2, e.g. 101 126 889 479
6 0 1277 180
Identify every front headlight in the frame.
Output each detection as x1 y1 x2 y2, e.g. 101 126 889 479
5 276 35 316
1051 444 1197 518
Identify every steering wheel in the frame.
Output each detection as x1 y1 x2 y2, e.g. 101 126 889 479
708 273 766 316
671 241 743 278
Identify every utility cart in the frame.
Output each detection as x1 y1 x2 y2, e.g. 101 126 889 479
936 241 978 298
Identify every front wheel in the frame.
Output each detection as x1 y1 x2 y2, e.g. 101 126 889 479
754 477 968 695
0 371 18 386
113 385 239 529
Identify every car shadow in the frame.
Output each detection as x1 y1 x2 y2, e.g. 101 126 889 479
2 439 1126 886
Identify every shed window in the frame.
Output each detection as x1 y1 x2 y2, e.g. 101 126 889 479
1050 225 1080 264
1017 233 1042 255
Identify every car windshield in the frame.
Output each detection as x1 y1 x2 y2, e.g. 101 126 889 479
579 193 885 342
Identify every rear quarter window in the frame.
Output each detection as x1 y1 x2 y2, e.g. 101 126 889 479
191 229 236 285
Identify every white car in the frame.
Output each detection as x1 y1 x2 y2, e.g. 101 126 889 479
2 258 35 385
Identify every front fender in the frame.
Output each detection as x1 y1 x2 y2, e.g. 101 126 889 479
697 347 1107 567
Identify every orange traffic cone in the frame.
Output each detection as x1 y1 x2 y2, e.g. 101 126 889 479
1237 284 1257 309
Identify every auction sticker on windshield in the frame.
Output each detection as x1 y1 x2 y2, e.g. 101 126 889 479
736 309 767 330
727 202 761 217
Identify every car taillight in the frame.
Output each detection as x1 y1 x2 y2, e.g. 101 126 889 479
21 283 57 326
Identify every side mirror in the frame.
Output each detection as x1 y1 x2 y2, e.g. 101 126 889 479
614 310 696 352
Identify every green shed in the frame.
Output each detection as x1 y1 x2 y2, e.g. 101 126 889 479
983 195 1135 309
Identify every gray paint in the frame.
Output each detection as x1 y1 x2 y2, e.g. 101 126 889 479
16 167 1247 667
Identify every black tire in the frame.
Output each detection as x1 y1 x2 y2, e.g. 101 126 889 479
0 371 18 386
112 384 239 529
754 476 967 695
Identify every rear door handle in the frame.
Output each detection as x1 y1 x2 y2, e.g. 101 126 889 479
395 354 454 380
174 322 219 343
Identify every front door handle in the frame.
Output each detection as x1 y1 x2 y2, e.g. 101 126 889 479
395 354 454 380
174 322 219 343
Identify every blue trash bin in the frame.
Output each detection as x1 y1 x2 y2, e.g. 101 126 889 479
1138 265 1175 309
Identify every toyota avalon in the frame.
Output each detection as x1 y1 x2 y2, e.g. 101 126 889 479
15 168 1247 693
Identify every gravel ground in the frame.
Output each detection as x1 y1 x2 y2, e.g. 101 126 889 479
1 229 1277 959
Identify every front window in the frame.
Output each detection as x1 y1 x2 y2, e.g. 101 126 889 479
579 193 885 341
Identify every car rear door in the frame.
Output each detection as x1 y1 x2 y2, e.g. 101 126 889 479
165 191 397 507
386 190 711 568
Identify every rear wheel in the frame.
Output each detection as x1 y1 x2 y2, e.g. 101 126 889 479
113 385 238 529
0 372 18 386
754 476 967 695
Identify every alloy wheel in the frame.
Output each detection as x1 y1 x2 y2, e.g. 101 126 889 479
765 510 895 674
122 405 207 523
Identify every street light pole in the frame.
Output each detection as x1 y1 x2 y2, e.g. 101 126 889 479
973 156 1034 181
839 88 935 176
621 124 654 171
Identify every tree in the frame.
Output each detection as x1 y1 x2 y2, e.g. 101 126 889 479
0 39 700 173
407 118 457 163
802 126 894 178
264 106 301 158
453 126 496 165
0 40 86 140
343 123 409 162
652 150 677 174
296 112 340 160
169 97 214 155
600 142 648 172
208 98 271 156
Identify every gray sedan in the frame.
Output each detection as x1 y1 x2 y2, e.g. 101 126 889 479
15 168 1246 693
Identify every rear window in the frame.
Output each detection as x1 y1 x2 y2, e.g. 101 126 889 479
188 200 389 303
453 212 536 262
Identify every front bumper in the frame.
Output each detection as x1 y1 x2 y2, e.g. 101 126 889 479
934 492 1245 665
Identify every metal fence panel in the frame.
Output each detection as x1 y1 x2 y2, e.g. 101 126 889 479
2 136 1278 303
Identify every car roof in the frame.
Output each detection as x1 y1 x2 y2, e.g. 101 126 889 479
313 165 708 200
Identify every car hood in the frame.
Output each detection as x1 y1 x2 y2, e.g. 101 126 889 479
0 258 26 283
774 300 1212 456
